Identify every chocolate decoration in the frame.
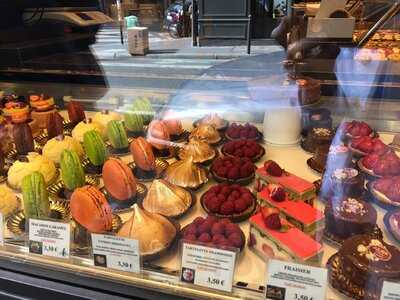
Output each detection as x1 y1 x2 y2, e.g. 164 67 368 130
67 101 86 126
12 123 34 155
46 112 65 139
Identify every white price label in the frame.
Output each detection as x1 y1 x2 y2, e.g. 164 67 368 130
380 281 400 300
180 243 237 293
28 219 70 259
91 234 140 274
266 259 327 300
0 213 3 246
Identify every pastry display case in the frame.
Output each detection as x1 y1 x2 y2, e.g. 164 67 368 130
0 1 400 300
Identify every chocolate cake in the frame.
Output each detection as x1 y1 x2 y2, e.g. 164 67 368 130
303 127 334 153
302 108 332 136
310 144 330 171
325 197 377 239
335 235 400 295
330 168 365 199
325 145 352 172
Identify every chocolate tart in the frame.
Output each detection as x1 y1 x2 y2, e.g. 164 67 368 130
327 254 377 300
7 199 70 237
200 193 256 223
384 209 400 245
306 157 325 174
129 158 168 182
47 175 100 201
221 145 265 163
210 169 255 186
101 183 147 213
367 181 400 209
357 159 383 179
323 225 382 248
71 214 123 256
82 157 104 176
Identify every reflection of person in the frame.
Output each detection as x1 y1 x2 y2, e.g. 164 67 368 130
182 0 192 37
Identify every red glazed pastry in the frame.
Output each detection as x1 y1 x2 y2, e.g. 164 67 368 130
46 111 65 139
351 136 388 155
12 123 34 155
130 136 156 171
102 158 137 201
372 176 400 203
341 120 373 138
147 120 170 150
362 150 400 176
67 101 86 126
70 185 113 233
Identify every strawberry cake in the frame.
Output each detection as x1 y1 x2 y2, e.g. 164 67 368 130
181 216 245 250
350 136 388 156
370 176 400 205
340 120 373 139
258 184 324 235
201 183 256 222
360 150 400 177
249 207 323 262
221 140 265 161
256 160 316 203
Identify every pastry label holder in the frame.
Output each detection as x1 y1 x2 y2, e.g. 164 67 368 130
380 281 400 300
265 259 327 300
180 242 238 293
91 233 141 274
28 219 71 259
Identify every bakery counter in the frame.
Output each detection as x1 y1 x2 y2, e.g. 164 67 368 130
0 108 399 300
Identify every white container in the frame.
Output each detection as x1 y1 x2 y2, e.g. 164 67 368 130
263 107 302 145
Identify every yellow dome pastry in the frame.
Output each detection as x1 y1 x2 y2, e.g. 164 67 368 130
93 110 122 128
143 179 192 218
7 153 57 190
178 138 216 163
0 186 19 217
72 119 106 142
42 135 84 164
117 204 177 258
189 124 221 144
164 156 208 189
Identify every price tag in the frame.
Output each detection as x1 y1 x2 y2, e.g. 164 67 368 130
180 242 237 293
91 234 140 274
28 219 70 259
265 259 327 300
0 213 3 246
380 281 400 300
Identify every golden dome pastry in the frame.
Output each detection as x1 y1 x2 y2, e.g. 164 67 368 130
164 156 208 189
117 204 177 257
0 186 19 217
42 135 84 164
189 124 221 144
7 153 57 189
199 113 226 129
178 138 215 163
143 179 192 218
72 119 106 143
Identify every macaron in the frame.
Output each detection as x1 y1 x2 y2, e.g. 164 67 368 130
130 136 156 171
70 185 113 233
102 158 137 201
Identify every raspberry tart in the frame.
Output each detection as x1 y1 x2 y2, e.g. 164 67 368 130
221 140 265 162
369 176 400 208
339 120 375 141
181 216 245 250
210 156 256 185
359 150 400 177
350 136 388 157
201 183 256 222
249 207 323 262
225 123 261 141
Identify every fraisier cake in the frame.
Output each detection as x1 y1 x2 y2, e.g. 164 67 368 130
325 197 377 239
333 235 400 296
